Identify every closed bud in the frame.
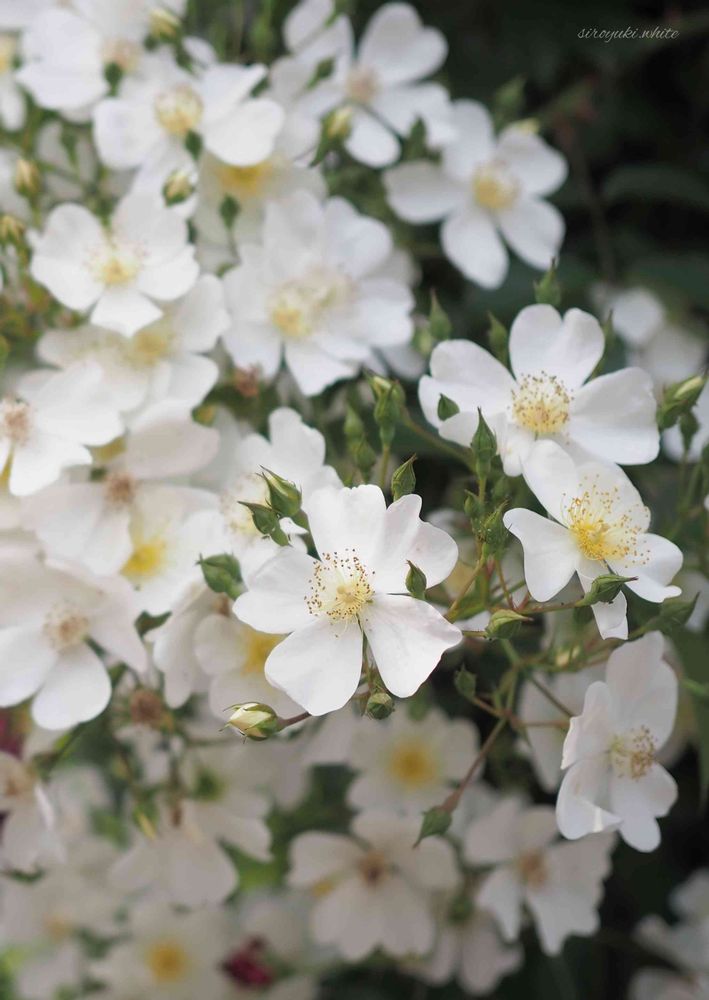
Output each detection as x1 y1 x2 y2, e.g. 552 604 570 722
485 608 531 639
471 409 497 479
163 168 195 205
406 560 427 600
487 312 508 363
657 374 706 430
14 158 40 199
680 410 699 453
534 260 561 307
307 56 335 89
325 106 353 140
344 404 365 443
428 292 452 341
492 75 526 128
350 437 377 476
366 690 395 720
391 455 416 500
437 393 460 421
415 806 452 845
0 214 26 248
262 468 302 518
219 193 239 229
227 703 281 740
199 553 242 599
652 594 699 635
129 688 165 728
463 490 483 530
454 667 477 702
575 573 634 607
149 5 182 40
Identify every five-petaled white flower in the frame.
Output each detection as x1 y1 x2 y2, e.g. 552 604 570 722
30 193 199 337
556 632 678 852
234 484 461 715
504 441 683 639
419 304 659 476
385 100 567 287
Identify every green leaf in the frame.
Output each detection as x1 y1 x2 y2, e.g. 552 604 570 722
603 165 709 214
674 630 709 803
391 455 416 500
415 806 452 845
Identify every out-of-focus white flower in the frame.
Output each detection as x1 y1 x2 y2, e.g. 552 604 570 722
24 399 218 576
556 633 678 852
222 191 414 396
1 361 122 496
90 898 233 999
0 554 146 729
504 441 682 639
347 706 477 813
0 749 59 872
464 797 614 954
16 0 185 116
289 809 458 959
30 193 199 337
419 305 659 475
37 275 229 411
385 100 567 286
235 484 461 715
0 32 24 129
665 381 709 463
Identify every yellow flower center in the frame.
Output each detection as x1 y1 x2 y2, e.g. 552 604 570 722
472 162 519 211
610 726 656 779
357 849 389 886
516 850 548 888
154 84 204 137
345 66 379 104
563 482 647 564
122 535 167 581
104 471 137 508
43 604 89 651
269 269 352 340
44 913 73 943
146 940 190 984
0 398 30 445
243 629 283 675
101 38 141 72
93 243 142 286
127 320 175 366
511 373 571 435
306 550 374 623
388 740 438 789
214 159 276 200
0 35 16 75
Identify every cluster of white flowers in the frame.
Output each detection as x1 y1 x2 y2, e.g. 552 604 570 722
0 0 706 998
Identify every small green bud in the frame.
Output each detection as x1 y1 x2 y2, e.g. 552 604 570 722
437 393 460 421
262 468 302 519
307 57 335 89
471 409 497 480
344 404 365 443
219 193 239 229
485 608 531 639
575 573 634 607
403 116 427 159
0 214 26 249
492 75 526 128
680 410 700 453
657 374 706 430
366 690 395 720
239 502 289 545
487 312 508 363
415 806 452 845
163 168 194 205
104 62 123 93
463 491 483 527
391 455 416 500
406 560 427 600
199 553 241 600
185 129 203 159
13 158 41 200
227 703 281 740
350 437 377 476
651 594 699 635
454 667 477 702
534 260 561 307
428 292 452 342
324 106 353 140
149 5 182 40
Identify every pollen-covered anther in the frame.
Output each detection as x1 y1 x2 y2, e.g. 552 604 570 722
92 242 143 286
269 269 353 340
43 603 89 651
610 726 657 779
472 161 519 211
305 549 374 622
104 471 137 507
154 84 203 136
345 66 379 104
512 372 571 435
563 482 648 564
357 849 389 886
0 398 31 445
516 850 548 888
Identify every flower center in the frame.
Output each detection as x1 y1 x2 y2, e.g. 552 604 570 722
92 241 142 287
214 159 276 200
472 162 519 211
0 398 31 445
146 940 190 984
101 38 141 72
511 373 571 435
345 65 379 104
154 84 203 137
516 850 548 888
243 629 283 676
269 268 352 340
127 320 175 366
357 849 389 886
122 534 167 581
43 603 89 651
610 726 656 779
305 550 374 623
563 482 647 564
0 35 16 75
388 741 438 789
44 913 73 943
104 471 137 508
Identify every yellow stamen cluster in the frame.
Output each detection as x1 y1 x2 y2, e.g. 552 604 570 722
43 603 89 651
154 84 203 136
345 66 379 104
104 471 137 508
146 940 190 984
610 726 656 780
122 535 167 581
511 372 571 435
215 159 276 200
516 850 549 888
93 243 142 286
563 480 648 564
268 269 352 340
472 162 519 212
305 550 374 623
357 849 389 886
388 741 438 789
128 321 175 366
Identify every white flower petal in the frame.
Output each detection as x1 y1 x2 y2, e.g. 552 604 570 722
442 207 508 288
